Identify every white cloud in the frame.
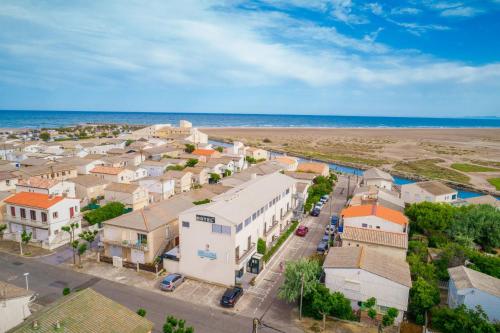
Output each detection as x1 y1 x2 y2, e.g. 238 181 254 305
366 2 384 15
440 6 484 17
390 7 422 15
330 0 369 24
387 18 450 35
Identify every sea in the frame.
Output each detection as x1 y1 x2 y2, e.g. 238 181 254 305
1 110 500 128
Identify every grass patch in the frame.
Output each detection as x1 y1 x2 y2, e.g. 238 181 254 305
470 160 500 168
288 149 388 167
451 163 498 172
394 159 470 184
487 178 500 190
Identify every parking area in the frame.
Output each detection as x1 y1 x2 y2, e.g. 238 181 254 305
164 278 228 310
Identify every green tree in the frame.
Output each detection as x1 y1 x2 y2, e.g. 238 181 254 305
40 132 50 141
405 202 455 241
223 169 232 177
76 242 87 267
125 139 134 146
62 287 71 296
431 305 495 333
0 224 7 238
278 258 321 303
21 230 32 246
83 202 126 226
184 144 195 153
112 130 120 137
62 222 80 265
382 308 398 327
214 146 224 153
257 238 266 255
363 297 377 309
367 308 377 321
310 283 335 329
408 277 440 324
79 230 98 252
137 308 147 317
209 173 221 183
185 158 198 167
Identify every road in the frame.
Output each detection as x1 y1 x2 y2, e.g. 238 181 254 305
0 174 356 333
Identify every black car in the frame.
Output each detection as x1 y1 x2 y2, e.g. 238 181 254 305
220 287 243 307
310 208 320 216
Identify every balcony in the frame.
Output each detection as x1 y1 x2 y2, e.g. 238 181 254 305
264 221 279 237
235 243 256 265
105 239 149 252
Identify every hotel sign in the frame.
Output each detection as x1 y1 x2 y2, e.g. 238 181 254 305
196 214 215 223
197 250 217 260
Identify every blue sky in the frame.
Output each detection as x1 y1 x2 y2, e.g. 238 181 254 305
0 0 499 117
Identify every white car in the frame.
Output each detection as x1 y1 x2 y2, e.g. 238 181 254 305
315 202 324 210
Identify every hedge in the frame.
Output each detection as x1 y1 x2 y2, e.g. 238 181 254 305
263 221 299 263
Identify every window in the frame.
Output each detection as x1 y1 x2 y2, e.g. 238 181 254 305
376 226 380 229
260 207 264 214
30 210 36 221
269 200 273 207
138 233 147 244
236 223 243 233
20 208 26 219
361 223 368 228
244 217 252 226
182 221 190 228
212 224 231 235
41 212 47 222
252 212 257 221
53 211 58 219
10 206 15 217
286 188 290 195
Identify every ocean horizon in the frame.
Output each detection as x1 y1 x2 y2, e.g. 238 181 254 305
1 110 500 129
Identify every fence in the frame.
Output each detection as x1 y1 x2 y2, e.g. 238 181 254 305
100 255 163 273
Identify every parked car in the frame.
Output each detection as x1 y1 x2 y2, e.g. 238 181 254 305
310 208 320 216
159 273 184 291
315 201 324 210
220 287 244 307
325 225 334 235
317 241 328 254
321 194 329 202
322 235 330 242
330 215 339 226
295 225 309 237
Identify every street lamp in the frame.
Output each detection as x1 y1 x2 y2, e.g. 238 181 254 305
23 272 30 291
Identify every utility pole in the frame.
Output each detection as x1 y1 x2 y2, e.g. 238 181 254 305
18 231 23 256
299 273 305 321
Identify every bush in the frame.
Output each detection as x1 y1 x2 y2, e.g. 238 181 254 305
193 199 211 205
137 308 146 317
257 238 266 255
431 305 496 333
83 202 127 225
62 287 71 296
263 221 298 262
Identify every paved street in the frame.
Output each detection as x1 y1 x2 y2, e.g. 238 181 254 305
0 173 356 333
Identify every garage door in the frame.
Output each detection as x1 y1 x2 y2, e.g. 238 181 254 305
10 223 23 234
131 249 145 264
36 229 49 241
109 245 123 257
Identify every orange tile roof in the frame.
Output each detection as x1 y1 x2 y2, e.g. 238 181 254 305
275 156 297 165
192 149 216 156
5 192 64 209
18 177 59 189
341 204 408 225
90 166 125 175
297 162 328 174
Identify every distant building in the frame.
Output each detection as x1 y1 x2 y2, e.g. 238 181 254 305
4 192 81 249
341 204 409 233
246 147 269 161
0 171 18 191
458 195 500 209
362 168 394 191
350 186 405 212
7 288 153 333
69 175 110 206
401 180 458 204
104 182 149 211
323 246 411 324
448 266 500 322
16 177 76 198
135 177 175 202
0 282 33 333
163 170 192 193
297 162 329 177
275 156 299 171
89 166 135 183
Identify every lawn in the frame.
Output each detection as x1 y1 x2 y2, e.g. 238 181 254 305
451 163 498 172
487 178 500 190
470 160 500 168
393 159 470 184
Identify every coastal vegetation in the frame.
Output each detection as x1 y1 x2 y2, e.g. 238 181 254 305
470 160 500 168
304 175 334 212
487 177 500 190
83 202 128 226
451 163 498 172
393 159 470 184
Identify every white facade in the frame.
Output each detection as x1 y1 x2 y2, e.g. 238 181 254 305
136 177 175 201
177 173 296 286
0 289 33 333
324 267 409 323
16 181 76 198
140 162 168 177
343 216 407 233
401 182 458 204
86 141 126 155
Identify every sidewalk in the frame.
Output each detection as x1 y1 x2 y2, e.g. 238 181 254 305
0 240 53 258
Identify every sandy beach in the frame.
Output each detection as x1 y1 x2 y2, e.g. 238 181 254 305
203 127 500 194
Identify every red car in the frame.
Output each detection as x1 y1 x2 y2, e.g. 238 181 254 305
295 225 309 237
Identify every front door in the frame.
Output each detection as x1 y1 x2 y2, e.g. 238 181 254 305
69 207 74 218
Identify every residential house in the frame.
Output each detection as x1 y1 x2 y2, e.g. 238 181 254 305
163 170 192 193
457 195 500 209
341 204 409 233
297 162 329 177
68 175 110 206
340 226 408 260
86 139 127 155
16 177 76 198
0 171 18 191
4 192 81 249
0 282 34 333
126 165 148 181
323 246 411 324
245 147 269 161
140 160 170 177
0 191 13 221
103 196 194 264
448 266 500 322
57 157 104 175
275 156 299 171
226 154 247 172
135 177 175 202
192 148 221 162
7 288 153 333
14 164 78 181
143 145 182 160
103 182 149 211
362 168 394 191
350 186 405 212
184 166 209 185
176 172 296 286
401 180 458 204
224 141 245 155
89 166 135 183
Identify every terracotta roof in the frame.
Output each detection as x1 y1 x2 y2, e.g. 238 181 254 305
341 204 408 225
341 226 408 249
275 156 298 165
297 162 329 174
0 171 16 181
192 149 217 156
323 246 412 287
105 182 141 194
8 288 153 333
90 166 125 175
448 266 500 297
18 177 59 189
284 171 316 181
5 192 64 209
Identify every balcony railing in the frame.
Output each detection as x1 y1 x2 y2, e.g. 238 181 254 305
264 221 279 237
235 242 255 265
105 239 149 251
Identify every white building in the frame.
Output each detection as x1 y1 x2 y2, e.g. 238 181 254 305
0 171 18 191
16 177 76 198
135 177 175 202
341 204 409 233
177 173 296 286
323 246 411 324
401 180 458 204
89 166 135 183
0 282 34 333
140 160 170 177
362 168 394 191
4 192 81 249
448 266 500 322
